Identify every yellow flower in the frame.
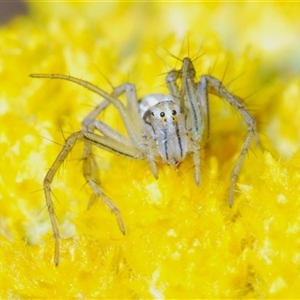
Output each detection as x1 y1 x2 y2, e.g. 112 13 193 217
1 2 300 298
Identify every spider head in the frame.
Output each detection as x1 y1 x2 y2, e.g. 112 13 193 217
143 101 188 167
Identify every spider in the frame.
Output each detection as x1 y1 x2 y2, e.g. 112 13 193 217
30 57 256 265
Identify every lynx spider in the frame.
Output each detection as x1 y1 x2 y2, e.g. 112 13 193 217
31 57 256 265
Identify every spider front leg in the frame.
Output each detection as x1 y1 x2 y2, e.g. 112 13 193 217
43 129 143 265
198 75 256 207
165 58 209 186
43 131 88 266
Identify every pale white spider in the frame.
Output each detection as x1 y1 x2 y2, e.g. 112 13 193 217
30 57 256 265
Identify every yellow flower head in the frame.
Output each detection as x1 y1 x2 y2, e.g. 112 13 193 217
1 2 300 298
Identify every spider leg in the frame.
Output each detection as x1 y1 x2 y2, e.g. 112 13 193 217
183 75 203 186
82 82 142 147
199 75 256 207
165 70 181 108
82 81 139 129
30 74 143 146
44 130 143 265
43 132 85 266
165 58 205 186
197 76 210 142
80 83 144 209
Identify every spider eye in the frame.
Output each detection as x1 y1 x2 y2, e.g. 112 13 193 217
160 112 165 117
151 112 154 116
172 110 177 115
